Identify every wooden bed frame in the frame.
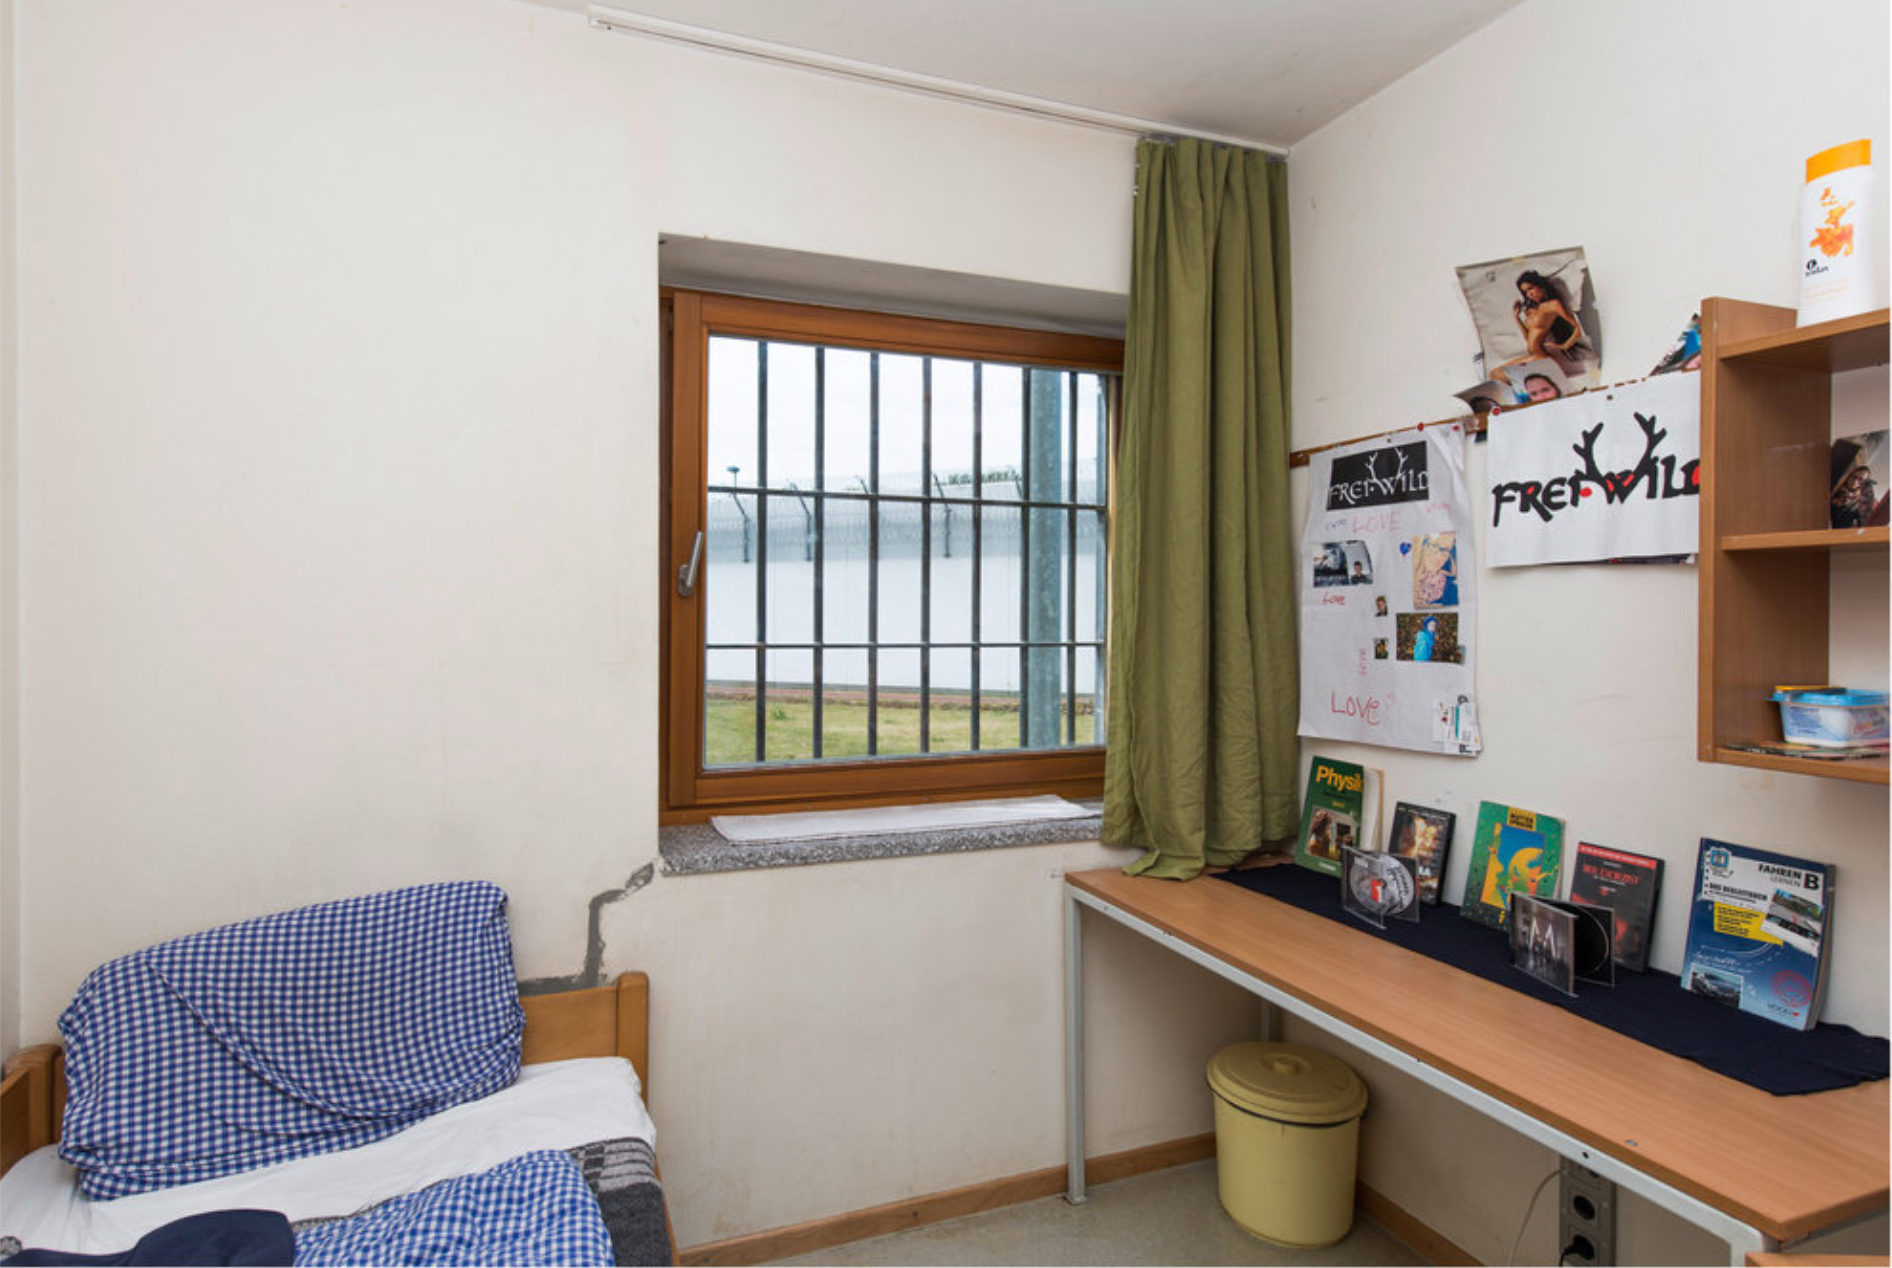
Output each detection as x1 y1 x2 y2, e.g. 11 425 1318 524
0 971 652 1182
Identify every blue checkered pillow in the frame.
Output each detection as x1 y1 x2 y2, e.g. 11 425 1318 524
59 882 525 1199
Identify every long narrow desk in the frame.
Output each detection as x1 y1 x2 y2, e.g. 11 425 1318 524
1062 866 1889 1265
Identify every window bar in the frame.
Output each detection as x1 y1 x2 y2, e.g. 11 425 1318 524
919 358 933 754
811 348 826 761
732 486 1089 514
866 352 880 756
1094 378 1112 744
710 639 1083 652
970 363 983 753
1017 368 1031 746
935 476 953 558
1066 370 1079 745
754 341 770 764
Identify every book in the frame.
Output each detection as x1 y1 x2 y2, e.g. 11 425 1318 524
1341 847 1420 929
1680 839 1833 1031
1829 430 1889 529
1386 802 1455 905
1293 757 1364 877
1459 801 1565 929
1569 843 1663 972
1358 765 1386 861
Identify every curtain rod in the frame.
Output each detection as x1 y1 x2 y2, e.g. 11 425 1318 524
1290 414 1487 469
585 5 1291 157
1288 369 1689 467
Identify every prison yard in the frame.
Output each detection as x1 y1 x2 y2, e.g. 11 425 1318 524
703 685 1099 765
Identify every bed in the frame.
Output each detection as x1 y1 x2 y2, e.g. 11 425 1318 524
0 888 674 1267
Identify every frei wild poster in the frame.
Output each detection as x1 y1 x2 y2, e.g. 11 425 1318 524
1485 371 1700 566
1299 425 1482 756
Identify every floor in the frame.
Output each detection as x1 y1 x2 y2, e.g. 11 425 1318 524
770 1160 1427 1266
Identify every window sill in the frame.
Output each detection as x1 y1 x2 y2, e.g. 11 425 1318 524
659 799 1107 876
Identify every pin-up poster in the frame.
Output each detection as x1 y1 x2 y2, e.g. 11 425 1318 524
1299 425 1482 756
1486 372 1700 567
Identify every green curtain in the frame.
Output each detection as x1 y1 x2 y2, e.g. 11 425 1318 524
1102 138 1298 881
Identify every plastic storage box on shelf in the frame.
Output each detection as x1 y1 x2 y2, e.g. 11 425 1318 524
1769 686 1890 747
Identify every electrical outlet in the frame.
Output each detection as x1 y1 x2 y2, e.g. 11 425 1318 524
1558 1159 1616 1266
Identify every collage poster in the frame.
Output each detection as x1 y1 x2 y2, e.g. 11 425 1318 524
1298 425 1481 756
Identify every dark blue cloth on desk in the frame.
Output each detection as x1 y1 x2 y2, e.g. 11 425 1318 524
1214 864 1889 1096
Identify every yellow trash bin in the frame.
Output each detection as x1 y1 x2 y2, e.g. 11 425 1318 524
1207 1041 1368 1248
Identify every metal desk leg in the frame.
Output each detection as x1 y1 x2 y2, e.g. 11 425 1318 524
1064 887 1087 1204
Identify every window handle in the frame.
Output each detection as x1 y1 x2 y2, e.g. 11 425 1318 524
676 530 705 598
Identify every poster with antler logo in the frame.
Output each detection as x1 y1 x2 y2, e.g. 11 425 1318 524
1299 425 1482 756
1486 372 1700 566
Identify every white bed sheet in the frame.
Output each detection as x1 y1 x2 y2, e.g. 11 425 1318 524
0 1057 655 1257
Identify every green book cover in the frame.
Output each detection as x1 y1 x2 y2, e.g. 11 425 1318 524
1293 757 1365 877
1459 801 1565 928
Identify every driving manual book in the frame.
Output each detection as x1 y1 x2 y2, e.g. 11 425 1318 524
1459 801 1565 928
1680 839 1832 1031
1569 843 1663 972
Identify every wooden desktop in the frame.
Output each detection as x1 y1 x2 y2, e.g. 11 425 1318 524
1062 866 1888 1263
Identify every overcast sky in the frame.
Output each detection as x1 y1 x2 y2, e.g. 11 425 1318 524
707 337 1107 497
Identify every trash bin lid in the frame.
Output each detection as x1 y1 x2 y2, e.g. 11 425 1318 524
1208 1042 1367 1124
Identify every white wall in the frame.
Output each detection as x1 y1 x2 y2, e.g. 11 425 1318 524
1287 1 1889 1262
2 0 20 1066
11 0 1257 1249
599 842 1256 1243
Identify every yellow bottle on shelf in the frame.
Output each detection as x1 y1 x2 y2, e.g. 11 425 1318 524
1797 140 1875 326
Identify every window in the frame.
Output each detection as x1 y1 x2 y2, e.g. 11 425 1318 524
663 291 1122 818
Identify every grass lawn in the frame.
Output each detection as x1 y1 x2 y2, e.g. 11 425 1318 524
704 693 1095 765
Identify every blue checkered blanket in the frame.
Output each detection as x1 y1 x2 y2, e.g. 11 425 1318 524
59 882 525 1200
292 1151 615 1267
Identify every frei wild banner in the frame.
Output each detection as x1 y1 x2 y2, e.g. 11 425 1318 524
1485 372 1700 567
1326 440 1430 511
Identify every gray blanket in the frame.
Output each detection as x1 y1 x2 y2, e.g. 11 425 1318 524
571 1138 673 1267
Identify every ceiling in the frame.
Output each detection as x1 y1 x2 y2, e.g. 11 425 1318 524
532 0 1528 151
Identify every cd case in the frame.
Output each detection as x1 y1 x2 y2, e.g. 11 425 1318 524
1340 847 1421 929
1509 894 1614 996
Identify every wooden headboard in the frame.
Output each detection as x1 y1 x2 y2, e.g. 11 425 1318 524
0 971 651 1181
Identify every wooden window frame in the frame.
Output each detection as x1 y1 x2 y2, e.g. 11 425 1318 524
661 289 1122 823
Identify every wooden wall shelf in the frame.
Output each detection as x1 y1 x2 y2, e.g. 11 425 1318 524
1712 747 1889 785
1719 309 1891 373
1697 299 1889 786
1721 527 1890 552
